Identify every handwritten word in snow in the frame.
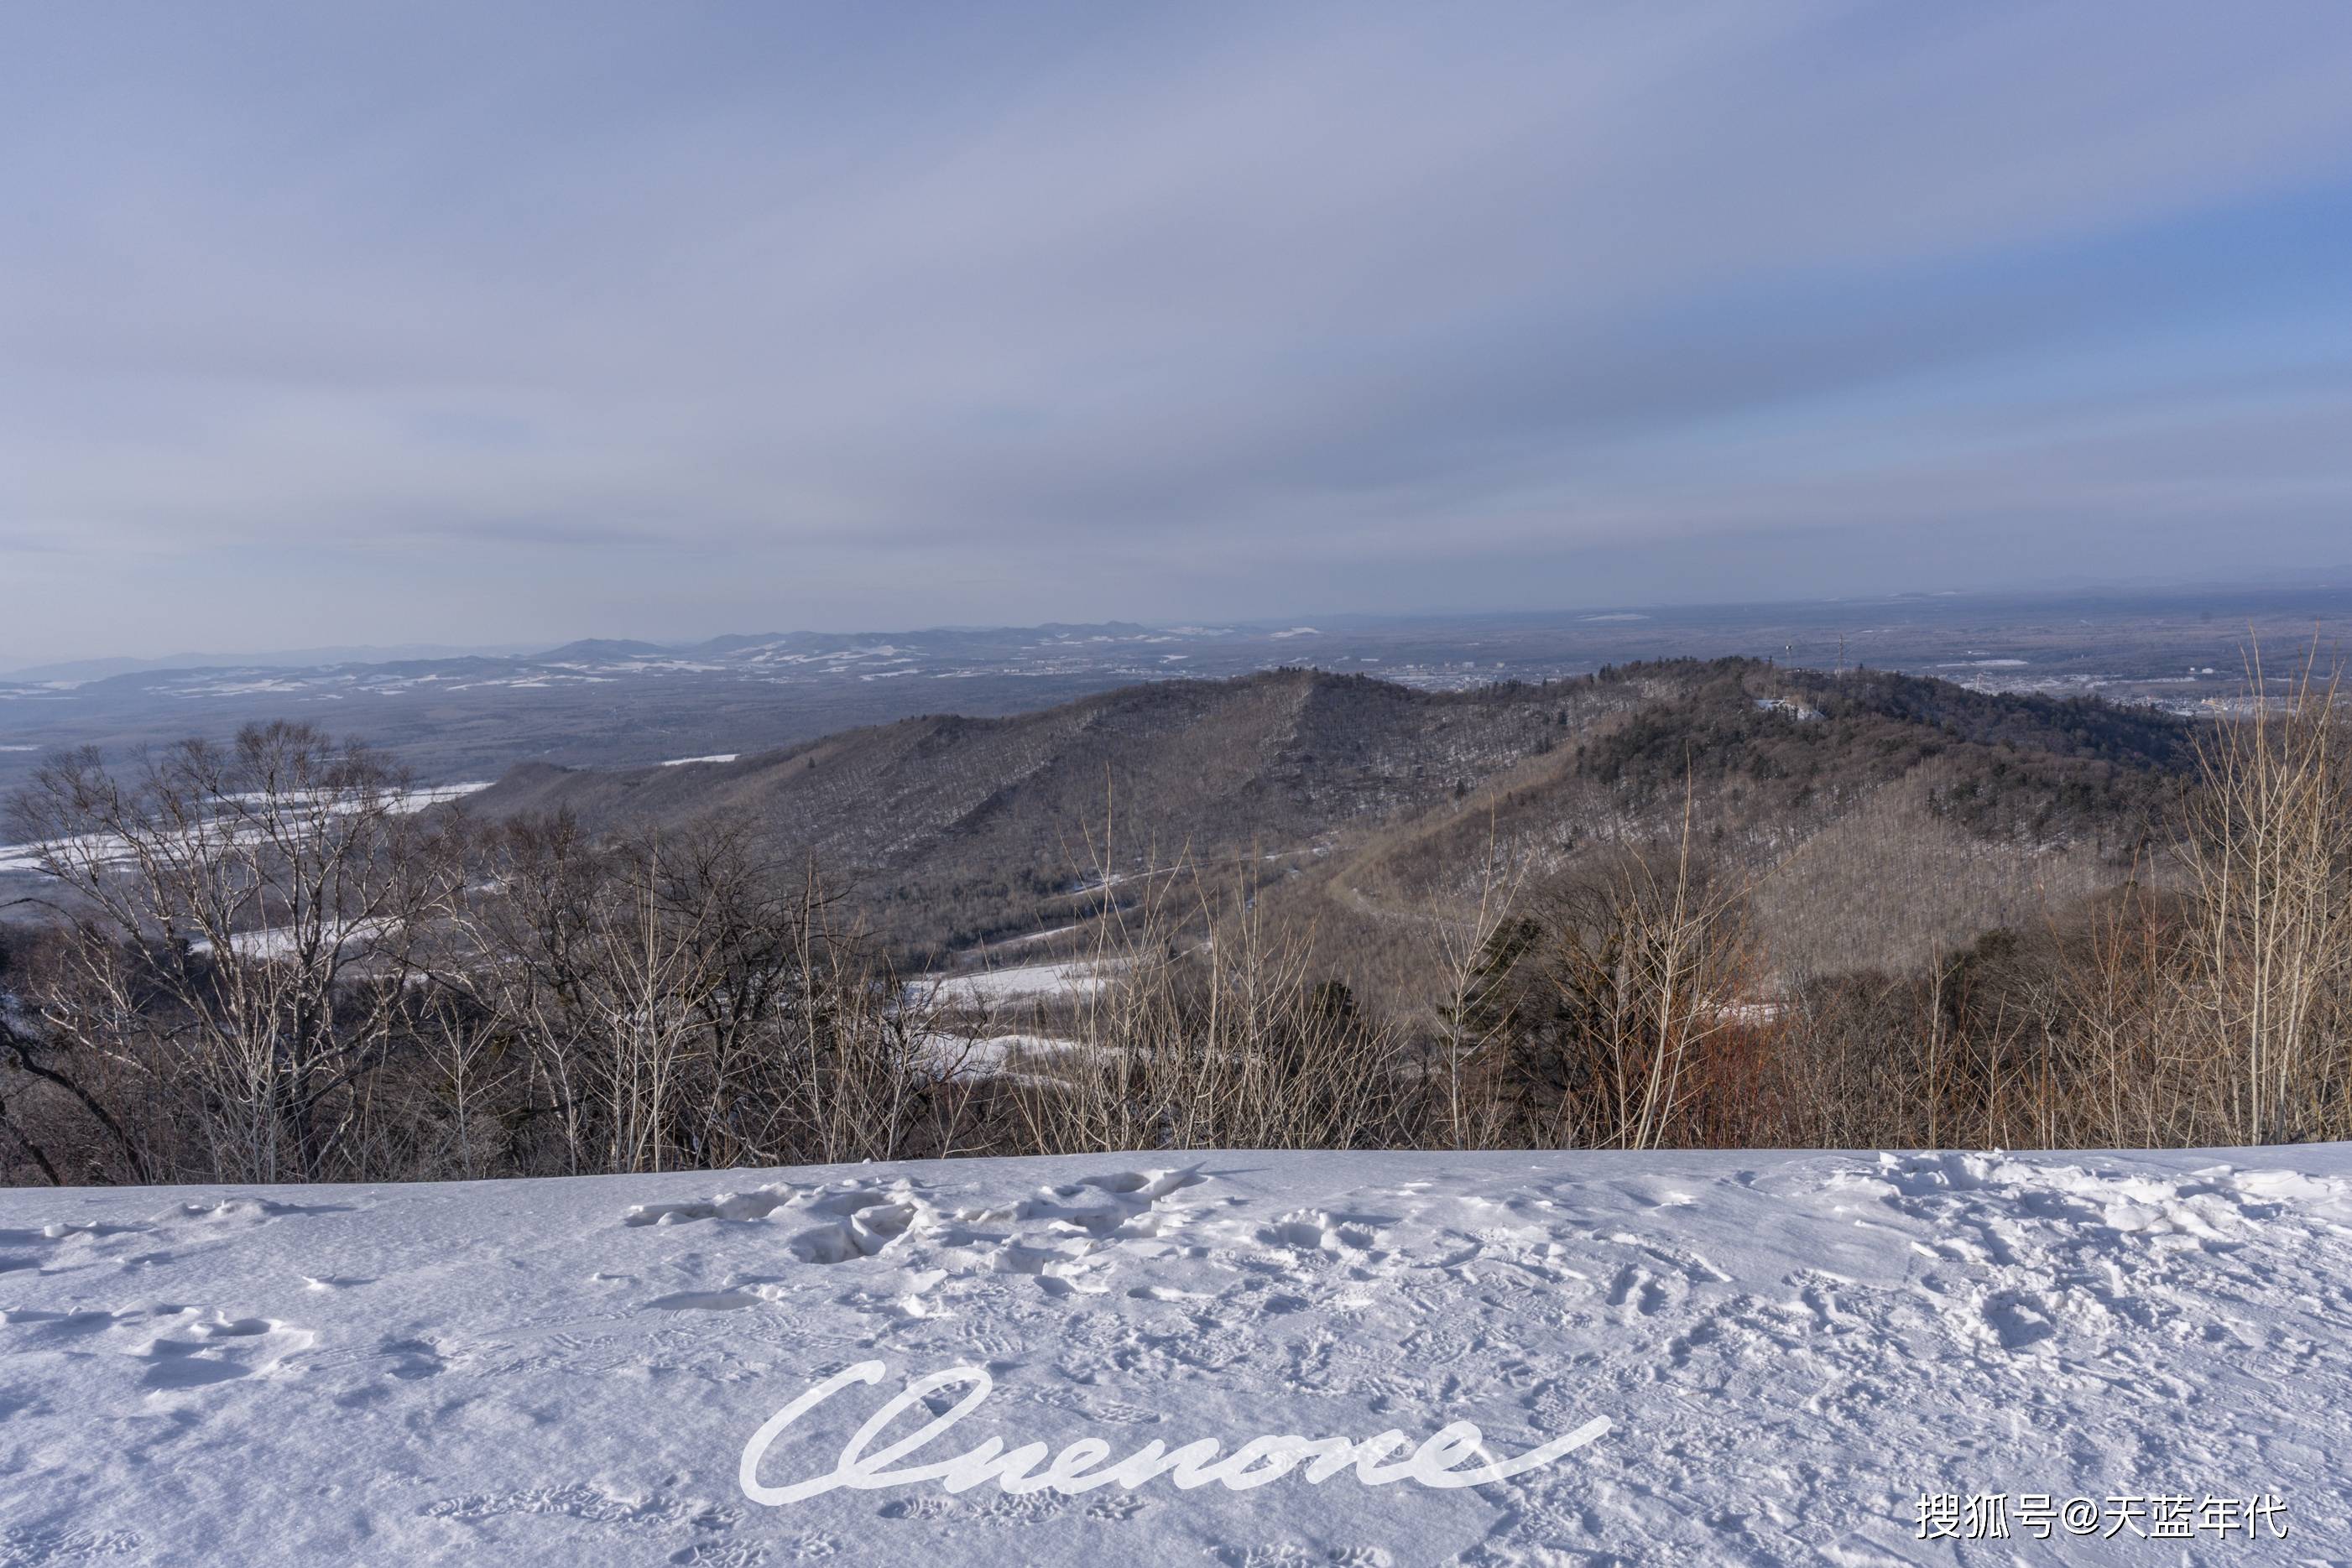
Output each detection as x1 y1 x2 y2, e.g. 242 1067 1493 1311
740 1360 1611 1505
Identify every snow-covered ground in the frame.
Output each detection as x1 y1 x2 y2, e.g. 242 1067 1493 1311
915 1031 1083 1081
4 1146 2349 1565
186 914 396 959
906 959 1113 1009
0 779 491 875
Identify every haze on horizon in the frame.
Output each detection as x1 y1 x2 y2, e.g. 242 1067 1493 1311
5 2 2351 667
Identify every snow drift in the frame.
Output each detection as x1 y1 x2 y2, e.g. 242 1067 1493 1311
3 1146 2348 1565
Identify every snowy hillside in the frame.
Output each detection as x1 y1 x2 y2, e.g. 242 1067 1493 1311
4 1147 2348 1565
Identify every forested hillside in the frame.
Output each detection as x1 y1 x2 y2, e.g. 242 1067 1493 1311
462 659 2193 977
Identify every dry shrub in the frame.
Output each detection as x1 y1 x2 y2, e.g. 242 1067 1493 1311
1442 781 1781 1151
2176 650 2351 1143
999 836 1411 1157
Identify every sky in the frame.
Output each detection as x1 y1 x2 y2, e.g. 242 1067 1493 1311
4 2 2351 664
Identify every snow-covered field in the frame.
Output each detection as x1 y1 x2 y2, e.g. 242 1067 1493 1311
915 1031 1082 1082
4 1147 2349 1565
906 959 1113 1009
0 780 491 876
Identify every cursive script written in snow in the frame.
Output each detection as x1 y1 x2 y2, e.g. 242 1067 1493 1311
740 1360 1611 1503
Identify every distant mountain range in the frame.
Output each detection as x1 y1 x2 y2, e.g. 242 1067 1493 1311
3 584 2344 803
18 567 2352 684
0 620 1391 799
0 643 549 684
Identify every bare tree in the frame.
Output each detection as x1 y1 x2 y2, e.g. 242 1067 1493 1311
425 812 972 1175
6 722 451 1181
1485 787 1773 1151
2178 649 2350 1143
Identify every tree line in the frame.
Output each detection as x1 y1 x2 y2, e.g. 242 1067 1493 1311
0 654 2344 1187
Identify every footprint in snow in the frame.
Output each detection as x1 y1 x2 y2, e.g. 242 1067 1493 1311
1607 1263 1684 1319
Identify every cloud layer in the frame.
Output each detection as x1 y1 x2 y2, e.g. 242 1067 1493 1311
5 2 2350 659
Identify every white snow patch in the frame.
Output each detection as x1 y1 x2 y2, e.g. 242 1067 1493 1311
0 780 490 874
915 1031 1086 1080
906 959 1112 1008
187 915 398 959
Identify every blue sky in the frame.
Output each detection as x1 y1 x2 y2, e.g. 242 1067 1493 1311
4 2 2350 662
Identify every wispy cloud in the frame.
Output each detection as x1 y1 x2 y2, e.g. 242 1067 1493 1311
3 2 2349 659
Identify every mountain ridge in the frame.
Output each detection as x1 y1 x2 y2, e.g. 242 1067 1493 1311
458 659 2193 970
